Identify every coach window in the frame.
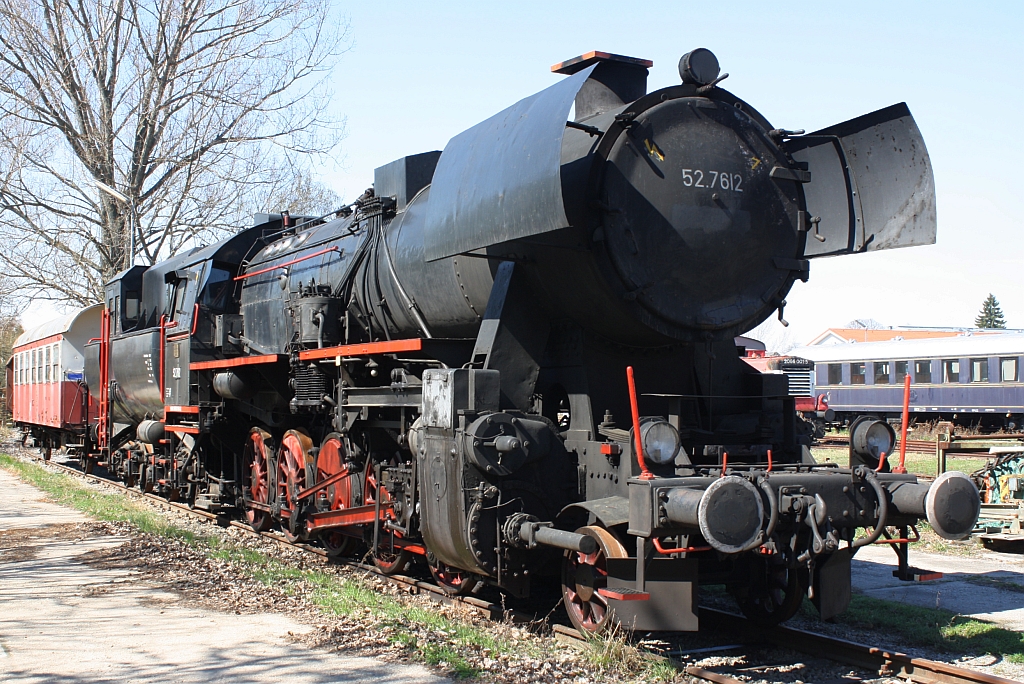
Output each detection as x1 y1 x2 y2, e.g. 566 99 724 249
874 361 890 384
943 359 959 383
850 362 866 384
915 360 932 383
52 345 60 381
828 363 843 385
1002 357 1019 382
970 358 988 383
44 347 51 382
31 349 36 383
895 360 909 383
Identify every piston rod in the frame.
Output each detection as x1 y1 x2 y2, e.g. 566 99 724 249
518 523 598 554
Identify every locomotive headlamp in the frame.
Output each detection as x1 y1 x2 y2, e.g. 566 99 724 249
678 48 720 86
848 416 896 469
638 418 681 465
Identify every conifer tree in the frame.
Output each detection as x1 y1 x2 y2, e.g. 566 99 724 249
975 294 1007 329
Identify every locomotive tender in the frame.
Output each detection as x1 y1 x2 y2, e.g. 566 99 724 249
71 49 981 633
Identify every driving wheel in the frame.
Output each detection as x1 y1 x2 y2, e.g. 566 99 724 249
428 555 478 596
316 434 360 559
277 429 313 543
363 461 411 575
561 525 627 635
241 428 273 532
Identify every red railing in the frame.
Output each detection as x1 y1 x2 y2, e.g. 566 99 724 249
234 246 339 281
626 366 655 480
97 308 111 451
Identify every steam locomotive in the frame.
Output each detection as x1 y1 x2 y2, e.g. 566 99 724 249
28 48 980 634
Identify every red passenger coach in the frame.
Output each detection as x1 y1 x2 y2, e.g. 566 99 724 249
11 305 102 459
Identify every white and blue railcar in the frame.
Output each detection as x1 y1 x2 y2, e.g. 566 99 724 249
792 334 1024 429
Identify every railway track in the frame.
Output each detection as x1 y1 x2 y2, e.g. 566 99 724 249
22 451 1019 684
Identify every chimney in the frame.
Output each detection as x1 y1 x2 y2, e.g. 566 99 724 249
551 51 652 121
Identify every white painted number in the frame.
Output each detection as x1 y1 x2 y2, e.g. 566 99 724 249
681 169 744 192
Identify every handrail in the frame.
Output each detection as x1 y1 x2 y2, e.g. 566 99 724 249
626 366 655 480
895 374 911 474
158 314 167 399
652 537 711 555
234 246 339 281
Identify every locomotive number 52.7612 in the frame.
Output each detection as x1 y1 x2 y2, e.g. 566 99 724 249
682 169 743 192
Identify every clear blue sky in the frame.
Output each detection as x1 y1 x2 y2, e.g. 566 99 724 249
319 0 1023 345
23 1 1023 346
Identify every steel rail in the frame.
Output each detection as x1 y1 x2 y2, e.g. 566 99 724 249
28 454 1017 684
698 608 1019 684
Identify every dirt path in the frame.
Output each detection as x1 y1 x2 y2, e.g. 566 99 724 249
0 470 447 684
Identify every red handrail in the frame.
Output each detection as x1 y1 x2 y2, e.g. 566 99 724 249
652 537 711 555
626 366 655 480
97 308 111 452
895 374 911 474
234 246 339 281
766 449 773 473
159 314 167 399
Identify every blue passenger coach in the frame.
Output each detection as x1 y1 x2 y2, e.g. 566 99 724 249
791 334 1024 429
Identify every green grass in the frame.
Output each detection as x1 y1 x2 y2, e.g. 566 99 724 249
800 594 1024 662
810 447 986 477
0 453 201 541
0 453 492 678
8 452 1019 674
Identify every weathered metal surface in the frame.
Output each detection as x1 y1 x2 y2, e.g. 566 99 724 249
86 329 163 424
788 103 936 258
423 65 596 261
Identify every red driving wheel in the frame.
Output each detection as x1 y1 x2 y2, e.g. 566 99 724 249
242 428 273 532
561 526 627 634
276 429 312 542
316 433 358 558
428 556 477 596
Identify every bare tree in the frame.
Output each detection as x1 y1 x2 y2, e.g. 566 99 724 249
745 318 798 355
0 0 348 306
259 166 340 218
